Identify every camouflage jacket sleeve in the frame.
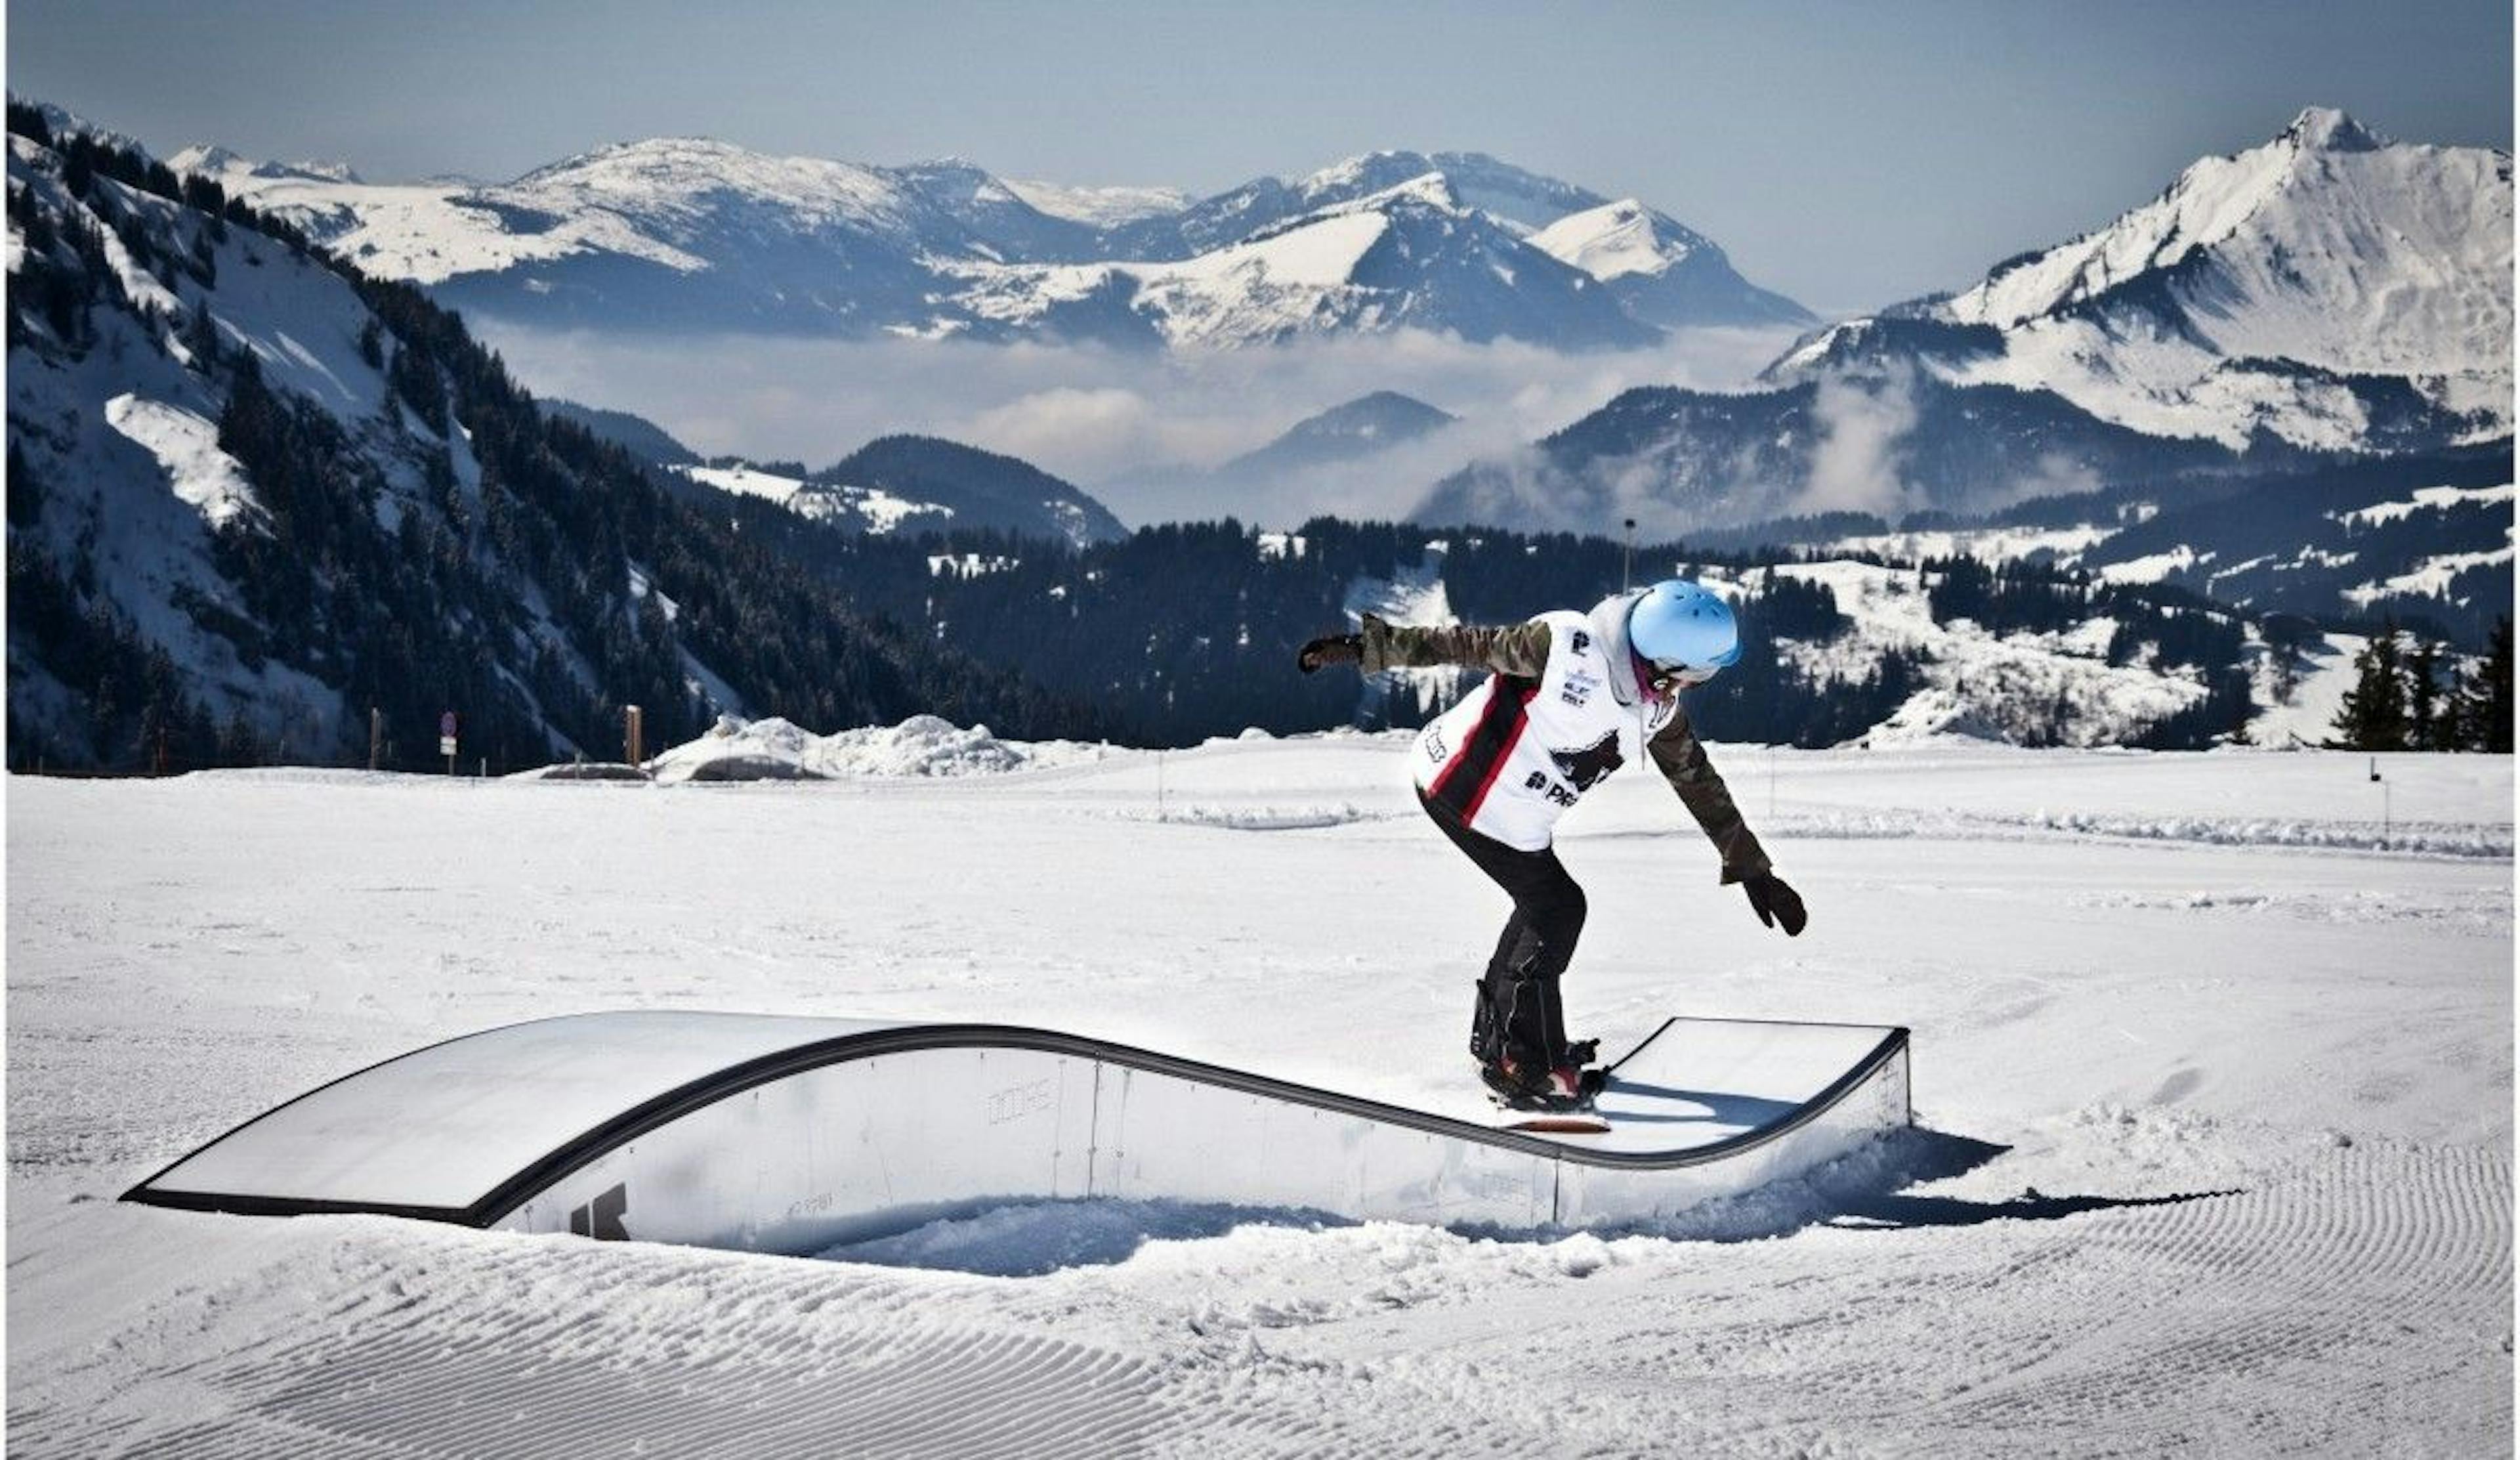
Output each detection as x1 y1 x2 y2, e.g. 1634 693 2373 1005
1646 704 1773 884
1357 614 1553 677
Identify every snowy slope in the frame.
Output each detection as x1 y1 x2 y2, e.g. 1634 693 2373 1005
11 109 1076 771
1798 467 2516 649
1712 561 2206 746
7 131 440 753
8 742 2508 1453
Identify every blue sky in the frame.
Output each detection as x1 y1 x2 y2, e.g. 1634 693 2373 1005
9 0 2510 314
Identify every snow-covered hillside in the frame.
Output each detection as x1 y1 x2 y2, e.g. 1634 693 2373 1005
6 108 1095 770
7 128 465 757
9 741 2508 1453
1801 471 2517 651
178 139 1811 349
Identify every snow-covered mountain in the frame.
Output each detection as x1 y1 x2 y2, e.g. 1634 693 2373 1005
173 139 1812 349
1419 108 2515 628
1528 198 1810 330
1765 108 2512 452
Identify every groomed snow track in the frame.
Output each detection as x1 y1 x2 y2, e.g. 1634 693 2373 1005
124 1012 1910 1248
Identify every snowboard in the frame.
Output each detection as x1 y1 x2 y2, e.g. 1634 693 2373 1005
1492 1106 1612 1135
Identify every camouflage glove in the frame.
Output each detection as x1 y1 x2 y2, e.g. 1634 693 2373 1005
1742 870 1807 936
1297 633 1363 674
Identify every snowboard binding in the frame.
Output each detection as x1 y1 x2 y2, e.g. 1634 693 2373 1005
1473 972 1605 1112
1480 1054 1606 1113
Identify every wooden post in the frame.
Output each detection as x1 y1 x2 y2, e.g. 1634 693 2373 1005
369 706 381 772
625 704 644 771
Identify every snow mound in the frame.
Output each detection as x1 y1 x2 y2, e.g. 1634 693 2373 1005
648 714 1104 783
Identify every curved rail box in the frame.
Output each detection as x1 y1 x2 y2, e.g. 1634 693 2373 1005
125 1012 1911 1249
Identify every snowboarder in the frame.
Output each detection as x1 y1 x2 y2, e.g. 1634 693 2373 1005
1297 579 1806 1111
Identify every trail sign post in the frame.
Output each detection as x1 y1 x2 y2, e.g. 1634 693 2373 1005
440 710 458 775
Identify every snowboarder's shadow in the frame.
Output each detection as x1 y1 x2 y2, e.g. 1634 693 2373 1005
1598 1078 1800 1127
1821 1129 2242 1232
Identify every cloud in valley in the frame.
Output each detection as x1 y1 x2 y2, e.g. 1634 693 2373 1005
476 322 1805 530
1794 365 1921 521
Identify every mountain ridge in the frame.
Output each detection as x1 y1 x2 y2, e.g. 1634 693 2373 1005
173 136 1815 348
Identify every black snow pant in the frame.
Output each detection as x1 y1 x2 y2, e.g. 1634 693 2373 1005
1419 793 1587 1070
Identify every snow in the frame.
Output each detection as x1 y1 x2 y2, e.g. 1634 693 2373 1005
1343 547 1465 718
679 462 808 506
640 713 1106 783
1728 561 2213 748
1003 178 1192 228
805 481 952 534
102 394 264 530
675 465 951 535
927 551 1017 578
188 154 711 286
2343 547 2519 607
7 737 2509 1453
1822 523 2117 567
2097 545 2207 584
9 138 412 752
2336 482 2518 528
625 563 678 621
1526 198 1690 280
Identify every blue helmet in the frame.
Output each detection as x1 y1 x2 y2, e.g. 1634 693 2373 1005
1628 579 1740 683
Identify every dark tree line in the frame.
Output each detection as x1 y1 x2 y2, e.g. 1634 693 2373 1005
765 517 2244 749
2329 617 2512 752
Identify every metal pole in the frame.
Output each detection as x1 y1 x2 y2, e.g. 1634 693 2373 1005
1622 518 1637 594
369 706 381 772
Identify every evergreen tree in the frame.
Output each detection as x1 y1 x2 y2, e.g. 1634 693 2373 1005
2404 638 2443 750
2329 620 2408 750
2469 616 2514 754
182 297 220 370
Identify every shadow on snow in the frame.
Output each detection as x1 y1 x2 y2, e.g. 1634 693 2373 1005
810 1127 2242 1276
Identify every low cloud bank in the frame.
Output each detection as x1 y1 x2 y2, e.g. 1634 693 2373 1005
477 322 1804 528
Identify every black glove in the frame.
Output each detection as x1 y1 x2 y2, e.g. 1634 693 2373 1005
1742 870 1807 937
1297 633 1362 674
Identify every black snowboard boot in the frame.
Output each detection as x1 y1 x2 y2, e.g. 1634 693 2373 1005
1478 970 1604 1110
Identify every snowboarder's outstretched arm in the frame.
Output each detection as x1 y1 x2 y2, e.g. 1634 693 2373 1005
1297 614 1553 677
1647 706 1807 934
